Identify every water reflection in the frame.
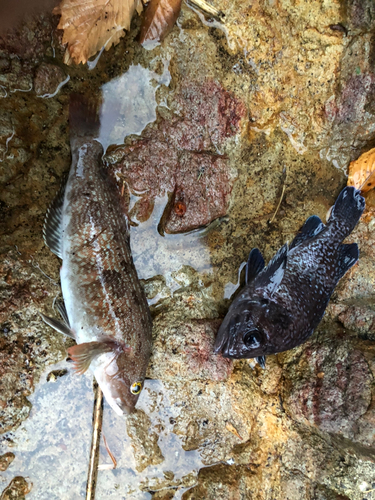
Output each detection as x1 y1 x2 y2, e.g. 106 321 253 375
0 363 204 499
130 194 212 282
99 62 171 152
0 361 93 499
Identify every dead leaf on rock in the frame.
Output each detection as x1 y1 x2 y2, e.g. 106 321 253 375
139 0 182 45
347 147 375 193
54 0 143 65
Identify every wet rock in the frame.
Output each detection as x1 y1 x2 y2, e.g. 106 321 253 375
126 409 164 472
140 472 198 496
0 453 15 472
0 476 32 499
251 356 283 395
0 251 68 433
0 0 375 498
0 14 59 61
107 79 244 233
327 213 375 339
0 15 61 94
282 426 375 498
282 340 373 437
181 463 254 500
149 318 232 382
313 485 350 500
166 80 245 150
151 490 176 500
347 0 375 31
162 151 232 234
33 63 67 97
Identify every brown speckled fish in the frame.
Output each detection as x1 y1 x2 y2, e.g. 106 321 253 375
41 94 152 415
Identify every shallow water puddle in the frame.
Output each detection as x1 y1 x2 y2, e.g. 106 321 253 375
130 194 213 281
99 61 171 152
0 362 204 499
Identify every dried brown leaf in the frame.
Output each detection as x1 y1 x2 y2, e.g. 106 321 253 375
139 0 182 45
348 147 375 193
55 0 143 65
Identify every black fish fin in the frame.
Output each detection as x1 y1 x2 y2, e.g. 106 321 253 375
336 243 359 280
40 313 75 339
256 356 266 369
328 187 365 236
55 301 70 328
255 243 288 295
290 215 325 249
246 249 265 285
68 340 132 375
69 94 100 139
43 179 66 259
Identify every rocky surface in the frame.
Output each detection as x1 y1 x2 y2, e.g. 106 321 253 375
0 0 375 499
106 79 244 233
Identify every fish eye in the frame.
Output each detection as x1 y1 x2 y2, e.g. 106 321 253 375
130 381 142 395
243 330 261 348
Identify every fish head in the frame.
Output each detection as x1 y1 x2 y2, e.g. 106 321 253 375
214 298 267 358
214 295 291 359
94 348 147 416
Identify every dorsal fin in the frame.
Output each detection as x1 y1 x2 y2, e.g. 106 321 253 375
246 248 265 285
43 178 66 259
290 215 325 249
335 243 359 281
255 243 288 295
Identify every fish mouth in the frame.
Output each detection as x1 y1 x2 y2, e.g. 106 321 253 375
213 316 231 354
214 320 240 358
107 397 134 416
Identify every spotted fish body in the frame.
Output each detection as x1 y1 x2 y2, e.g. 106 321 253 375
214 187 365 363
42 95 152 415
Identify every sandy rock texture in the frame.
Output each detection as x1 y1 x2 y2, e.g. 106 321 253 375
0 0 375 499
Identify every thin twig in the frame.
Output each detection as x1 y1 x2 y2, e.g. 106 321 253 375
102 434 117 469
86 382 103 500
269 166 289 224
186 0 224 19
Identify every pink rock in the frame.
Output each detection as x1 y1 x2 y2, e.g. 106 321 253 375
283 343 372 437
149 319 233 382
109 80 245 233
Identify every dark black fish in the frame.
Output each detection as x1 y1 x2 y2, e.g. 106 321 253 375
214 187 365 364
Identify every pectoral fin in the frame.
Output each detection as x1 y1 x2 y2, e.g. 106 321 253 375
40 313 75 339
68 339 132 375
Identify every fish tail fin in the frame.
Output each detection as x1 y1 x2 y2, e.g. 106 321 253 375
69 93 101 140
328 187 365 238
